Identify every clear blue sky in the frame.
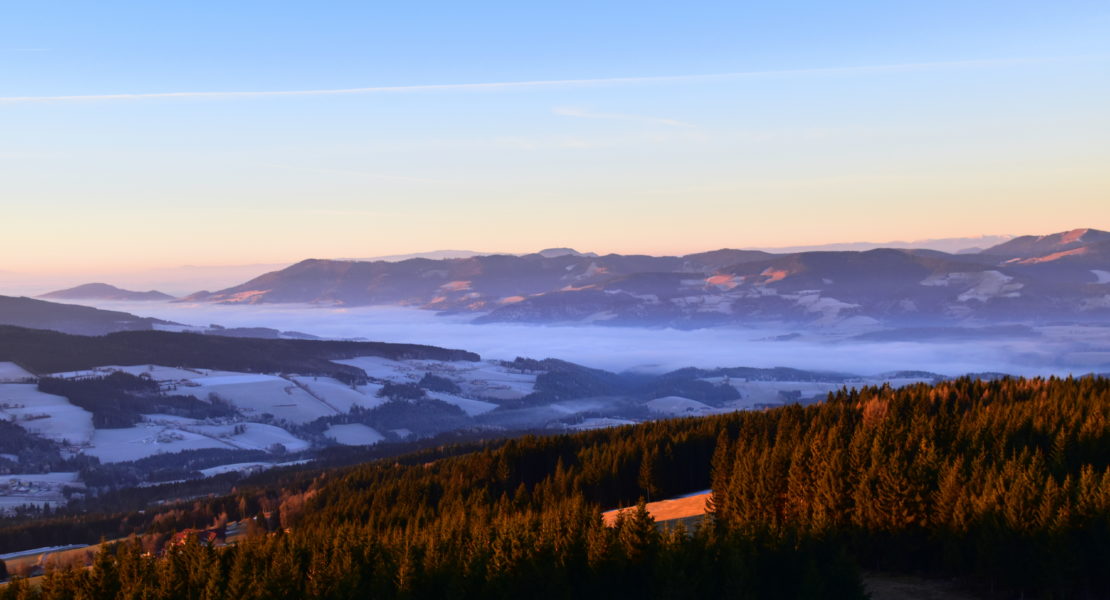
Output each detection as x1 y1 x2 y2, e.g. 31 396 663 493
2 1 1108 271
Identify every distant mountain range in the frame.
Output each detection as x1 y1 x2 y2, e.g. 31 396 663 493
181 228 1110 329
40 282 175 302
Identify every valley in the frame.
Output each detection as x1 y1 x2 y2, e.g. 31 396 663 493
0 326 949 509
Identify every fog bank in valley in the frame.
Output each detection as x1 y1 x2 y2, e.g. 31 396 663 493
53 301 1108 378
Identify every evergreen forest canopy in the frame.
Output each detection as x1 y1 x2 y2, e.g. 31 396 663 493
1 376 1108 599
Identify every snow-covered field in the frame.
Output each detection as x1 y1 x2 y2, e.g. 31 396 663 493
0 352 989 485
199 462 273 477
646 396 716 416
1 472 81 485
188 374 334 424
333 356 421 381
450 363 537 400
0 384 95 445
290 376 383 413
189 423 310 453
333 356 538 400
0 362 33 382
196 459 309 478
85 425 235 463
324 423 385 446
0 472 83 514
84 421 311 464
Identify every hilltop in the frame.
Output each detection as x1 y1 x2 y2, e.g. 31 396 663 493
40 283 175 302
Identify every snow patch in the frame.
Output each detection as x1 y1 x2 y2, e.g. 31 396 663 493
788 293 859 323
646 396 715 416
190 423 310 453
193 374 278 386
957 271 1023 302
324 423 385 446
922 271 1023 301
86 425 234 463
569 417 637 431
0 363 33 382
334 356 419 382
199 462 272 477
0 384 95 445
191 376 336 424
289 376 383 413
671 295 733 314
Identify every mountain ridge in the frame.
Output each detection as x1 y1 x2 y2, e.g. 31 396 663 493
186 228 1110 328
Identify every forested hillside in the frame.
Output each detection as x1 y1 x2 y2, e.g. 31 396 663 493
2 376 1108 599
0 326 479 380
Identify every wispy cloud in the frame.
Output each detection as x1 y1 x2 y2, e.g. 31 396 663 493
0 57 1070 104
553 106 693 127
257 162 445 185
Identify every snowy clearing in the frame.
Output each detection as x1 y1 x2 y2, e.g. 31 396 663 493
0 383 95 445
189 423 310 453
2 472 81 485
289 376 382 413
0 362 33 382
324 424 386 446
956 271 1023 302
333 356 420 381
85 425 235 463
334 356 537 401
190 376 337 424
646 396 716 416
569 417 637 431
199 462 272 477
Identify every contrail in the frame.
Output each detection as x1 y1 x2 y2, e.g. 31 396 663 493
0 57 1060 103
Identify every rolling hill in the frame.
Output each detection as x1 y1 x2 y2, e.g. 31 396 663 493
0 295 174 336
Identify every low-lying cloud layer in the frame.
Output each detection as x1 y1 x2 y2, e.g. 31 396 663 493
60 301 1110 377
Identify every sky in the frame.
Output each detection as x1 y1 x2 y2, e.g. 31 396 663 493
2 1 1109 273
